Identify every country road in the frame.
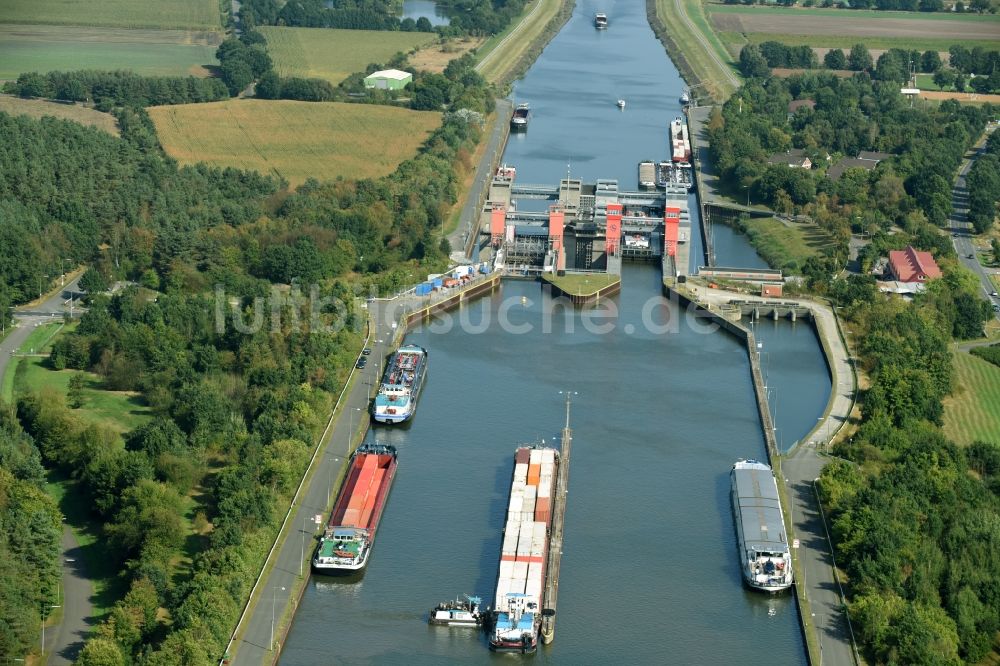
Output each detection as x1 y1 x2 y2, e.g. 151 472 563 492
1 275 94 664
672 0 740 91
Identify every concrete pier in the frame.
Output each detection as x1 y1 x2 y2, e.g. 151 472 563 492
540 397 573 644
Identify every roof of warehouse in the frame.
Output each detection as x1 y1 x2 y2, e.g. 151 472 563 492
366 69 412 80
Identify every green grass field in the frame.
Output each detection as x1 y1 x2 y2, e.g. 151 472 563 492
0 0 220 31
259 27 435 85
149 99 442 188
737 217 824 274
943 350 1000 446
654 0 741 101
0 25 220 79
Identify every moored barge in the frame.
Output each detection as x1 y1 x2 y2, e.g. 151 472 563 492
730 459 793 593
510 103 530 131
313 443 398 573
373 344 427 424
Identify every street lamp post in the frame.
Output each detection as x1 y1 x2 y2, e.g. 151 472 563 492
348 407 361 456
41 604 61 656
38 275 49 300
270 586 286 651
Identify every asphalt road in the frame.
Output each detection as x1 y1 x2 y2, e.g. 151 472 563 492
1 275 93 665
950 127 999 314
448 98 512 264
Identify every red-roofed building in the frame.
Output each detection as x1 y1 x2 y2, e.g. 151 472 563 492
887 246 941 284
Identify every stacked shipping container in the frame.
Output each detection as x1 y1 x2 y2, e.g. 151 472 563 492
494 447 558 613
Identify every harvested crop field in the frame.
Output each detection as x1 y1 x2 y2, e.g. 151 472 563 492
919 90 1000 104
0 25 221 79
259 27 435 84
149 100 441 188
410 37 484 74
710 10 1000 43
0 95 119 135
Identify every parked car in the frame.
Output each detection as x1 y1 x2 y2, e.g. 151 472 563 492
356 357 367 369
362 348 372 355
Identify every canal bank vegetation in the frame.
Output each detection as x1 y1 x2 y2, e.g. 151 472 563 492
708 61 998 279
814 267 999 662
648 0 740 102
476 0 576 87
0 49 493 660
728 214 824 274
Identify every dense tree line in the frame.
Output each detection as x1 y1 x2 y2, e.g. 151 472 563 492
708 67 998 262
2 70 228 109
966 130 1000 233
970 342 1000 367
241 0 527 36
817 262 998 662
255 71 337 101
0 408 62 659
241 0 407 31
747 42 1000 93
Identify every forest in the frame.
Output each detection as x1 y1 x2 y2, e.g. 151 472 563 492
0 52 489 662
707 62 997 276
820 268 1000 664
240 0 528 36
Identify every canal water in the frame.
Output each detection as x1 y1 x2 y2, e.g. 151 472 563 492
400 0 450 26
281 1 828 662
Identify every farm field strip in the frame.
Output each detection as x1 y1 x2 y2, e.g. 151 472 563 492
259 27 435 84
708 3 1000 22
0 25 221 78
709 10 1000 42
739 31 1000 52
149 99 441 188
0 0 221 31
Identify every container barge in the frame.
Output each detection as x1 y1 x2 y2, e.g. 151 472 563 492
670 116 691 164
312 443 398 573
510 103 530 132
372 344 427 424
730 459 793 593
489 446 558 654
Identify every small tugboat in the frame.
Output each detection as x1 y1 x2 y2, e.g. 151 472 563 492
428 595 484 627
616 99 626 109
594 12 608 29
680 91 690 105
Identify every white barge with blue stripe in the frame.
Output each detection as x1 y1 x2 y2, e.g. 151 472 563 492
372 344 427 424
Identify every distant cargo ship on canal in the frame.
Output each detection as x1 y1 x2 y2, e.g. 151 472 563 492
312 443 398 573
373 344 427 423
510 103 530 131
670 116 691 164
730 459 793 593
594 12 608 29
490 446 558 653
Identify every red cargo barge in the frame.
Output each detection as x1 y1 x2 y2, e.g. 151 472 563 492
312 443 397 574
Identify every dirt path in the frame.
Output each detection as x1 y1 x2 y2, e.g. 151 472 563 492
919 90 1000 104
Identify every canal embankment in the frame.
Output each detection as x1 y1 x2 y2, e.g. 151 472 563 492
665 277 861 666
